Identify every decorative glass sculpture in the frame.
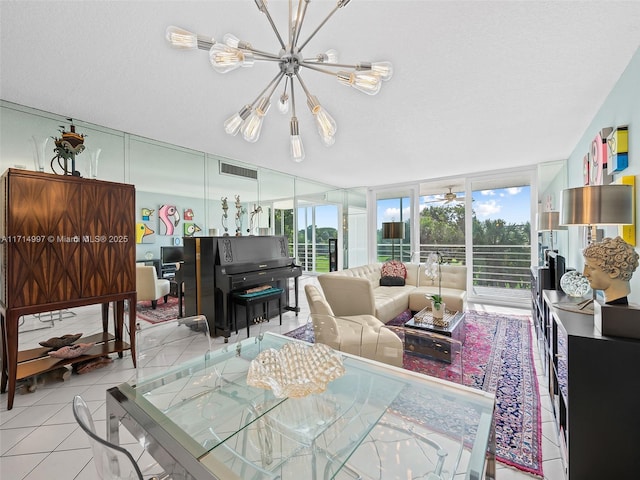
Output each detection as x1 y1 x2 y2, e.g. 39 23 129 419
560 271 592 298
246 342 345 398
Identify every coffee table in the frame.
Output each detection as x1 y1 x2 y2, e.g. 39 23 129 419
404 309 466 363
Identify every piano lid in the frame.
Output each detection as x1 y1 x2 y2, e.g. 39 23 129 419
215 235 294 273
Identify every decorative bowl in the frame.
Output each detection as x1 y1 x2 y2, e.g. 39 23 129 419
560 271 592 298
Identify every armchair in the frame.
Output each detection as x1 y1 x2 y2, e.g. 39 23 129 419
304 285 403 367
136 264 171 309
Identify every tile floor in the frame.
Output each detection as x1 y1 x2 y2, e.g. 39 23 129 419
0 276 564 479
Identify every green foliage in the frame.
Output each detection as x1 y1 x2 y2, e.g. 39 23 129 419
419 204 466 244
430 294 443 307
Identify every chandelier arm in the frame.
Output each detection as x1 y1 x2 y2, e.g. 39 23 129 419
249 71 287 108
292 0 310 48
297 3 343 52
255 0 286 50
302 60 359 70
299 62 338 77
290 77 297 117
243 48 281 60
294 72 313 99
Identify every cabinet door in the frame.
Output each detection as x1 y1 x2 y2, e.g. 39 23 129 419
80 182 135 297
6 172 83 307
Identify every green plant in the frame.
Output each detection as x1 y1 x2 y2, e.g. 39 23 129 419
430 294 443 309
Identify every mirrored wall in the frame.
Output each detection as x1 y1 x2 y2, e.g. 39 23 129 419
0 100 362 271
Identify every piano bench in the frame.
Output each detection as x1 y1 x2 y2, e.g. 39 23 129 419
231 288 283 337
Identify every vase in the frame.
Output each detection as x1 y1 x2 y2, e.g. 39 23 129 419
432 300 445 320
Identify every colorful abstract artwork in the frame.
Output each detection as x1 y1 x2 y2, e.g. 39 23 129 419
618 176 636 246
590 134 604 185
158 204 180 235
184 223 202 237
141 208 154 221
583 154 590 185
136 222 155 244
607 126 629 174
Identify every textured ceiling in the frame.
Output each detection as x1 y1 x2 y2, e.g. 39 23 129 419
2 1 640 190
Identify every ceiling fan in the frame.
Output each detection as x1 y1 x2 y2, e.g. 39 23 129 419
426 187 466 204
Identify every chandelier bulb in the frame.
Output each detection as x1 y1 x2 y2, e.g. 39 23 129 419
278 93 290 114
209 44 255 73
337 71 381 95
371 61 393 81
306 95 337 146
241 97 270 143
223 33 240 48
224 105 252 136
166 26 207 49
290 117 305 162
322 49 339 63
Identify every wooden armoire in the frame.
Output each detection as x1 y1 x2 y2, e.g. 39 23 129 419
0 169 137 409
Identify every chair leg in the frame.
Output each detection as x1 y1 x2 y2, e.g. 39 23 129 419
151 300 158 309
164 294 168 303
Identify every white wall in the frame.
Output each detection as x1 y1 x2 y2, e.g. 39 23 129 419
565 46 640 304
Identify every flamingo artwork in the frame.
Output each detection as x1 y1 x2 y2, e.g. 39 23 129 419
158 204 180 235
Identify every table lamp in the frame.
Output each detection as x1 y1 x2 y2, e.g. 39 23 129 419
538 211 567 253
382 221 405 261
560 184 634 311
560 184 633 243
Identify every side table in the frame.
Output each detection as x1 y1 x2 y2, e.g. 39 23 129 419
404 310 466 363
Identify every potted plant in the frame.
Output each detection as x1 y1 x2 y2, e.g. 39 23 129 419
425 252 445 320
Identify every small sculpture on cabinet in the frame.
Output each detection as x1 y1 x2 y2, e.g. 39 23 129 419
583 236 639 305
221 197 229 236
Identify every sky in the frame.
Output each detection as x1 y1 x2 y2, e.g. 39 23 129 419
378 186 532 228
297 185 532 230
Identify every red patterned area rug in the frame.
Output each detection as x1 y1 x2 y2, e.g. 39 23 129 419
136 296 179 324
285 310 543 477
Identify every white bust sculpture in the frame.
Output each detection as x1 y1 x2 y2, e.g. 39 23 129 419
582 236 639 304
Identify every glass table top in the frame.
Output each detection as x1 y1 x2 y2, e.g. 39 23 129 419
112 332 495 480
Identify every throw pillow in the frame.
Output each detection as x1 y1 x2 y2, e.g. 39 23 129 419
380 260 407 286
380 276 405 286
381 260 407 278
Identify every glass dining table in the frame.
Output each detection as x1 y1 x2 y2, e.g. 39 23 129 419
107 332 496 480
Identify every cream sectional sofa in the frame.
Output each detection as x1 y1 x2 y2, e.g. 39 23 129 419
317 262 467 323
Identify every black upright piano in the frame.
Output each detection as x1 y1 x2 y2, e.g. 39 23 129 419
182 235 301 340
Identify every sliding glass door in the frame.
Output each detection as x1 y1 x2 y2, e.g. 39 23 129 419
467 175 534 305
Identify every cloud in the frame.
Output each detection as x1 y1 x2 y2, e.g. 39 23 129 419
481 190 495 196
475 200 501 217
506 187 522 195
383 207 401 222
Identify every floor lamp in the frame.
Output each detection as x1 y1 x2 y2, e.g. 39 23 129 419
560 184 634 310
382 222 405 261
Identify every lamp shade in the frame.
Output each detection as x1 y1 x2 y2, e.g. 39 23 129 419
538 211 567 231
560 185 633 225
382 222 405 239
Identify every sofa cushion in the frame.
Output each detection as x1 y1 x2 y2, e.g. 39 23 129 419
409 286 467 313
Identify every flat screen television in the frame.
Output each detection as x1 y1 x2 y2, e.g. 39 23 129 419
547 251 566 291
161 246 183 265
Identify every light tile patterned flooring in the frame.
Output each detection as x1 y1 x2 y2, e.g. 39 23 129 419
1 276 565 479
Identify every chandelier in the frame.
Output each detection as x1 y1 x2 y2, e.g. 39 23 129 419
166 0 392 162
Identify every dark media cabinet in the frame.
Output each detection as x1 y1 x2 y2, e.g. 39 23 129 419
531 268 640 479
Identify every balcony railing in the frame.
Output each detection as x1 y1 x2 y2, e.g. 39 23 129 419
296 242 532 297
378 243 532 292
